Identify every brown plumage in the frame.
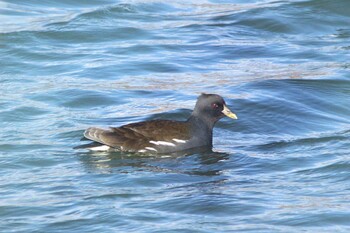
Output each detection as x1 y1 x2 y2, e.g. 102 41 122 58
84 120 190 152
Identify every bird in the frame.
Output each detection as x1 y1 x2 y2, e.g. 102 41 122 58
76 93 237 154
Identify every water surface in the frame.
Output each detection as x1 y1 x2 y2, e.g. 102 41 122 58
1 0 350 232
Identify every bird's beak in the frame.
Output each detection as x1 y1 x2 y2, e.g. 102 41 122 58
222 104 238 119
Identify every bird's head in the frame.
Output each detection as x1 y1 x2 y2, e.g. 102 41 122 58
193 93 237 123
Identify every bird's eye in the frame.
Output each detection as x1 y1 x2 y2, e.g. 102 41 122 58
211 103 219 109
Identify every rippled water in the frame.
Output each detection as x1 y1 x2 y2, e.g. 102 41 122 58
1 0 350 232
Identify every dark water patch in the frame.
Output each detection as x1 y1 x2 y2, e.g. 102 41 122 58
334 28 350 39
0 143 54 152
233 78 350 136
294 0 350 18
271 212 350 227
70 3 137 21
0 106 49 122
227 14 294 35
28 89 127 109
296 160 350 178
35 27 151 43
254 129 350 153
143 194 263 217
1 0 113 8
108 44 158 55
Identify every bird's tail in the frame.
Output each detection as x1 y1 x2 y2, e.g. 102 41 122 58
83 127 107 145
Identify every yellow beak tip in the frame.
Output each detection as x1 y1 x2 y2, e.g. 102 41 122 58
228 113 238 120
222 105 238 120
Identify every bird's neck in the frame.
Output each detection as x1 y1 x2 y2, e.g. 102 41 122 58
187 114 214 146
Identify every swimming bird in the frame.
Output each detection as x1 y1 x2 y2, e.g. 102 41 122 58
77 93 237 154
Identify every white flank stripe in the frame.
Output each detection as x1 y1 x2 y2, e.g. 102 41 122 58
145 147 158 152
89 145 111 151
149 140 176 147
138 149 147 153
172 138 187 143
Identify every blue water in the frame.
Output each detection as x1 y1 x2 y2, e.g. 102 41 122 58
1 0 350 232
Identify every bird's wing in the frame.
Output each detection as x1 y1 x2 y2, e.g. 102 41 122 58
121 120 190 141
84 120 190 152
